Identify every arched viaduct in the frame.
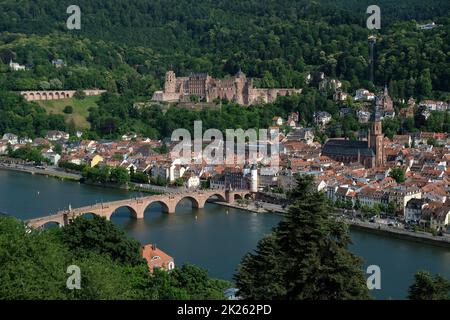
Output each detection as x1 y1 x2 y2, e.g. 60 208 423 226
19 89 106 102
26 189 253 229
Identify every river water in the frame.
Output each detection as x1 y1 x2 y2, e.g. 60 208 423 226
1 169 449 299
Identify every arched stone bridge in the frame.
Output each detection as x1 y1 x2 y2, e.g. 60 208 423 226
19 89 106 101
26 189 253 228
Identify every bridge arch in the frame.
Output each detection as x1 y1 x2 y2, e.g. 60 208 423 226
78 212 97 219
144 200 171 215
39 220 61 229
176 196 202 210
234 194 243 201
205 193 226 203
107 205 139 220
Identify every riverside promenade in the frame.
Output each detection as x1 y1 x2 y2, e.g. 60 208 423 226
226 200 450 248
0 163 81 181
348 219 450 248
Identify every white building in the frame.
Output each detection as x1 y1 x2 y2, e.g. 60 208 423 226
405 198 426 223
2 133 18 145
354 89 375 101
9 60 26 71
42 151 61 166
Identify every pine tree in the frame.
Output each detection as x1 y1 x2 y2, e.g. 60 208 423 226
235 175 370 300
408 271 450 300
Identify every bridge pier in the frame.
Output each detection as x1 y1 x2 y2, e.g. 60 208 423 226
165 202 177 214
26 189 253 227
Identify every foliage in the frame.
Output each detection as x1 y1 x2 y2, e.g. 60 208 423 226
74 90 86 100
408 271 450 300
8 144 49 164
0 90 66 138
82 165 129 185
0 216 229 300
59 216 144 266
0 217 70 299
131 171 149 184
0 2 447 139
235 175 370 299
63 105 73 114
59 160 87 172
389 167 406 183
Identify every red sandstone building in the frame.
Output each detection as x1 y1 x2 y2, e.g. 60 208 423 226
152 70 301 106
141 244 175 273
322 114 385 169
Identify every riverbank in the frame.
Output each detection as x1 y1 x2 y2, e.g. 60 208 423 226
215 199 450 248
213 200 286 215
0 163 168 195
0 163 81 181
348 219 450 248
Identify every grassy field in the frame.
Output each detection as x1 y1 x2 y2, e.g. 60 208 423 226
37 96 100 129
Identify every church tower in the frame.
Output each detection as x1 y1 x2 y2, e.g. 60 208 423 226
368 112 385 167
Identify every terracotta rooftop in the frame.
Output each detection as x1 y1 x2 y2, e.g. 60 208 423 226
141 244 175 273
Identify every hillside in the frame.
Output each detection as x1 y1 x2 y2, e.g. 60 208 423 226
36 95 100 129
0 0 448 97
0 0 448 139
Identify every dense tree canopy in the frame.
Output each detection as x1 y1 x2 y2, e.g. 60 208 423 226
234 175 371 300
0 0 448 97
408 271 450 300
0 215 230 300
0 1 448 139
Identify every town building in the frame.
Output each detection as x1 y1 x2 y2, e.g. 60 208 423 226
314 111 332 127
405 198 427 223
322 113 385 168
388 186 422 215
376 85 394 111
354 88 375 101
9 59 26 71
141 244 175 273
51 59 65 68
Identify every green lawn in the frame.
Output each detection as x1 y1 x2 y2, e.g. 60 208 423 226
37 96 100 129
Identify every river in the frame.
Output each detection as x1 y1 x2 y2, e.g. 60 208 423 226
1 169 449 299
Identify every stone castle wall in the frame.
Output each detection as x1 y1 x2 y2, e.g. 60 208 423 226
152 71 301 106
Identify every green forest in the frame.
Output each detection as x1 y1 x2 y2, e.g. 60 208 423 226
0 0 449 139
0 214 230 299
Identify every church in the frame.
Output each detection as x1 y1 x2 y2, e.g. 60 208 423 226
322 113 385 168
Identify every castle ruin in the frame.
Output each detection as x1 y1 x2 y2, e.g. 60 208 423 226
152 70 301 106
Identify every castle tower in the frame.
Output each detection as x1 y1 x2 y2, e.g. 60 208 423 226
368 112 385 167
164 71 177 94
234 69 247 105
